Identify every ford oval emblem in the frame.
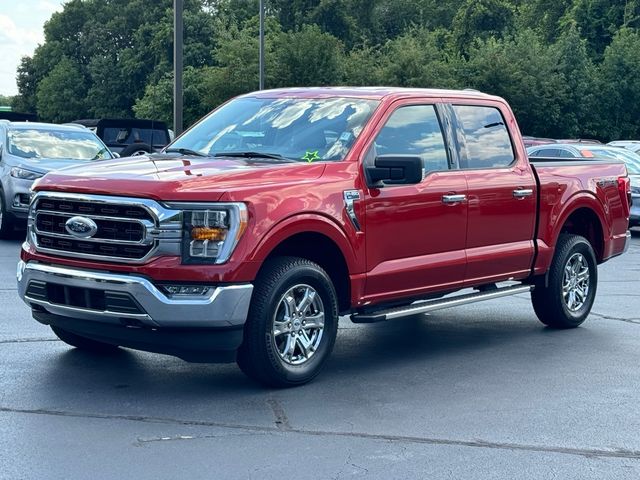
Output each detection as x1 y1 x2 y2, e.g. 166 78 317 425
64 216 98 238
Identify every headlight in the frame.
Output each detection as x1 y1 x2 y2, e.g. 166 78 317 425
166 202 248 264
10 167 43 180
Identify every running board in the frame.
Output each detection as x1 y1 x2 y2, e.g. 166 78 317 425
350 284 534 323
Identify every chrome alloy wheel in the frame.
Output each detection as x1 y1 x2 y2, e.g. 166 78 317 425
562 252 590 312
272 284 325 365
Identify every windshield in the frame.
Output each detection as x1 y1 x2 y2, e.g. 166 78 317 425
169 96 380 162
7 128 112 160
584 147 640 174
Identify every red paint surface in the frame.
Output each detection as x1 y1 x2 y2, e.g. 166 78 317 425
26 88 629 310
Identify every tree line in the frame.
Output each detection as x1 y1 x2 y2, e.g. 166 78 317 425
11 0 640 141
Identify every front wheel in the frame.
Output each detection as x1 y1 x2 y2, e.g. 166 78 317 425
531 234 598 328
237 257 339 387
0 190 15 239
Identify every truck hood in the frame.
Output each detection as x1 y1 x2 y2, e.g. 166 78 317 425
35 154 326 202
14 156 107 175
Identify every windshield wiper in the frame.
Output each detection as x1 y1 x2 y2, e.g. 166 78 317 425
213 151 296 162
164 147 209 157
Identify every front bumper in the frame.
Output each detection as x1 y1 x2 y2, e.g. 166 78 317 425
17 261 253 328
3 176 34 219
17 261 254 361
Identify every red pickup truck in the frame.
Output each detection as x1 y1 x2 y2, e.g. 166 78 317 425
17 88 631 387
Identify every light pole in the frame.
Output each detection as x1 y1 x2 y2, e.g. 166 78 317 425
259 0 265 90
174 0 183 135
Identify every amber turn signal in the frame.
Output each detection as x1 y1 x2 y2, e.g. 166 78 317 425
190 227 227 241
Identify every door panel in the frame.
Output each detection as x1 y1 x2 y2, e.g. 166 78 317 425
364 171 468 301
362 102 467 303
449 103 536 285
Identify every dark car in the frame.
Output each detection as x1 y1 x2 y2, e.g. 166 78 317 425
71 118 171 157
527 142 640 227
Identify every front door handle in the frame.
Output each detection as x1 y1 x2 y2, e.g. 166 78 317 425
442 194 467 204
513 188 533 199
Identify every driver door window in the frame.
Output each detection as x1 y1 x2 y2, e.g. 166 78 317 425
369 105 449 177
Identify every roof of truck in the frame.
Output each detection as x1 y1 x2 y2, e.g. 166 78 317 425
243 86 499 102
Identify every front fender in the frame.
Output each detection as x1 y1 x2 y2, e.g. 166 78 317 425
248 213 363 274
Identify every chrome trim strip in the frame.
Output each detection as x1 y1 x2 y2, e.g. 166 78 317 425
343 190 362 232
17 261 254 328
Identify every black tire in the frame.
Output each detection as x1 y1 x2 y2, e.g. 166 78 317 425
51 326 120 353
531 234 598 328
237 256 339 387
119 143 152 157
0 189 15 239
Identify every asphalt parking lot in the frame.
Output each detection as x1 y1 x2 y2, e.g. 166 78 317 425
2 232 640 479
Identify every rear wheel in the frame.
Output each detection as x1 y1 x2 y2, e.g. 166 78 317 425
119 143 152 157
237 257 339 387
531 234 597 328
51 326 120 353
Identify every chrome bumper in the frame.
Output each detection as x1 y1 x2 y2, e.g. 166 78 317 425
17 261 253 329
623 230 632 253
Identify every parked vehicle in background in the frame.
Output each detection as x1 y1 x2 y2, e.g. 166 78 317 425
558 138 602 144
0 110 38 122
522 136 556 148
17 88 630 387
71 118 171 157
528 142 640 227
0 121 115 237
608 140 640 154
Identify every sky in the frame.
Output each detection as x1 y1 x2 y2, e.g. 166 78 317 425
0 0 66 97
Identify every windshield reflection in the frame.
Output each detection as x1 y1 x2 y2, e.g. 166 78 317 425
170 97 380 162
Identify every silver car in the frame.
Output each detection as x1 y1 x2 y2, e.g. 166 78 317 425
527 142 640 227
0 121 114 237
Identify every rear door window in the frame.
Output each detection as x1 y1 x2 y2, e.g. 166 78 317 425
453 105 515 169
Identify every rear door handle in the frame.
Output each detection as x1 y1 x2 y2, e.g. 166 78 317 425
513 188 533 199
442 194 467 204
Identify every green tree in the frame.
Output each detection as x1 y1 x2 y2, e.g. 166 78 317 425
594 28 640 140
35 57 87 122
462 30 567 137
378 28 461 88
452 0 516 57
562 0 640 56
272 24 345 87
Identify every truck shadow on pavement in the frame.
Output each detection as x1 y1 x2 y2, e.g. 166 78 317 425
35 306 600 400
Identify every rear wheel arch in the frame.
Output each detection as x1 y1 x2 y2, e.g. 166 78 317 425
555 207 605 262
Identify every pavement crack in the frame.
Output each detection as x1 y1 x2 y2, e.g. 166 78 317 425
3 406 640 460
266 397 292 431
0 338 60 344
590 312 640 325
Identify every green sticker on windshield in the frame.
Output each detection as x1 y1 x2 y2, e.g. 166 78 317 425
302 150 320 163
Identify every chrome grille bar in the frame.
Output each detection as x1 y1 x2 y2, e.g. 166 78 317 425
29 192 183 264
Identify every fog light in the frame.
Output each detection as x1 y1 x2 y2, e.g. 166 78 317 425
160 285 213 297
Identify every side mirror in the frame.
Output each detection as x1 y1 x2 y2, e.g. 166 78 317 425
112 152 120 158
365 155 423 188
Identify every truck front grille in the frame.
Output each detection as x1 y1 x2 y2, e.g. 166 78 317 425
28 193 183 264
